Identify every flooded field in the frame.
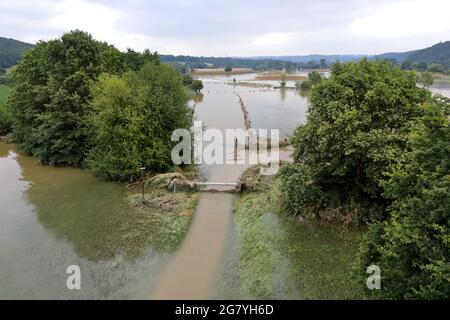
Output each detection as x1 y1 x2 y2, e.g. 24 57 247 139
0 143 183 299
1 71 449 299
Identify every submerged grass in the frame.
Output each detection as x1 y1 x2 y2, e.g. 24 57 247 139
225 179 367 299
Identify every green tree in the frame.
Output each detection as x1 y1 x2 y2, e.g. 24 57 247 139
224 65 232 72
191 79 204 92
357 97 450 298
320 58 327 69
307 70 322 85
280 73 287 88
427 63 445 73
401 60 413 70
123 48 160 71
86 63 192 181
417 61 428 71
8 30 124 166
418 72 434 87
284 59 429 221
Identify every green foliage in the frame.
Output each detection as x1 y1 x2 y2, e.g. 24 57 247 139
0 85 12 135
418 72 434 87
191 79 204 92
286 59 429 221
8 30 125 166
428 63 445 73
86 63 192 181
7 30 162 167
357 97 450 298
225 179 366 299
123 48 160 71
224 65 232 72
308 70 322 85
279 73 287 88
417 62 428 71
278 163 323 218
181 74 203 92
298 80 313 90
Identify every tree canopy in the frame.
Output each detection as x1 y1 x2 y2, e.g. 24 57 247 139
7 30 190 179
86 63 192 181
281 59 430 221
357 96 450 298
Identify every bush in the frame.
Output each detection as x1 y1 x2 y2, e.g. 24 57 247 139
0 103 12 135
286 59 429 221
277 163 323 218
86 63 192 181
299 80 313 90
427 63 445 73
357 97 450 298
191 79 203 92
307 70 322 85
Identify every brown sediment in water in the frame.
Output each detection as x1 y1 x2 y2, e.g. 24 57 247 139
255 73 308 81
151 192 233 299
191 68 254 75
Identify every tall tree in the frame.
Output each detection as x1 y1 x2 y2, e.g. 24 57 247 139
9 30 124 166
357 96 450 298
86 63 192 181
283 59 430 220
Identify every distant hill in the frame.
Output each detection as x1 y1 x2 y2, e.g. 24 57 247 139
406 41 450 68
250 41 450 69
0 37 34 69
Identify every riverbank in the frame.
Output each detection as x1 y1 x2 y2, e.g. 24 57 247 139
216 176 367 299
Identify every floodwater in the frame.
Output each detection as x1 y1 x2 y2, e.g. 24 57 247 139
0 143 173 299
2 72 447 300
151 76 305 299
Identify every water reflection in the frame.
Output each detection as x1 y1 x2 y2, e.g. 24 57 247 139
0 143 172 298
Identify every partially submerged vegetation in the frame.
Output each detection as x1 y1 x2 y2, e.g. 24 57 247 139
277 59 450 298
225 175 366 299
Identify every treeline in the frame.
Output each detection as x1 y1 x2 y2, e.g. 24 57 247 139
278 59 449 298
160 54 321 72
3 30 193 181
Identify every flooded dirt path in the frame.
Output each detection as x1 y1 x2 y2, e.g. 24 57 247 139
151 78 297 299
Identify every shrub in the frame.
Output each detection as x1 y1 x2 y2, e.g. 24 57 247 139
86 63 192 181
286 59 429 221
357 97 450 298
277 163 323 218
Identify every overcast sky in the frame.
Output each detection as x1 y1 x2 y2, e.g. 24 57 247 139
1 0 450 56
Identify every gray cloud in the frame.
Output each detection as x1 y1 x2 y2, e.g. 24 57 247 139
1 0 449 56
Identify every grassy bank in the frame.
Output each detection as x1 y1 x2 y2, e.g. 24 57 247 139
223 179 367 299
